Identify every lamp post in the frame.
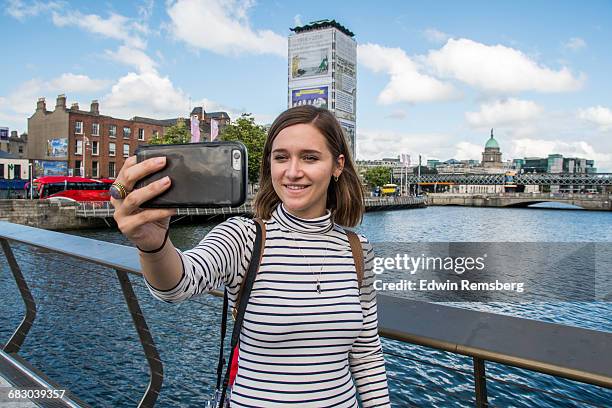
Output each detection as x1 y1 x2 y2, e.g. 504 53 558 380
28 162 33 199
83 136 90 177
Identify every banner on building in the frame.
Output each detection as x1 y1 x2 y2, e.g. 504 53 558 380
190 115 200 143
47 138 68 158
291 87 329 109
210 119 219 141
401 154 411 167
289 29 333 80
34 160 68 177
0 127 8 141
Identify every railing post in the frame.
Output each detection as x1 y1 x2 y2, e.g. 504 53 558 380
0 239 37 353
473 357 488 407
115 269 163 408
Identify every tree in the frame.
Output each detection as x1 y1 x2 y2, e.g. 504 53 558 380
149 119 191 145
219 113 267 184
413 165 438 175
363 166 391 189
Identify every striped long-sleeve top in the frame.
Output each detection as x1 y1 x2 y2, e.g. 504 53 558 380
146 203 391 407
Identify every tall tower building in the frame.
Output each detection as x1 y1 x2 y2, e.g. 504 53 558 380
288 20 357 158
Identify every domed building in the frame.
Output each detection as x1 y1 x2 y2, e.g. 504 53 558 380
482 128 503 168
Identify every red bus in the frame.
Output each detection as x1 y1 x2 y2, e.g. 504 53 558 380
33 176 113 202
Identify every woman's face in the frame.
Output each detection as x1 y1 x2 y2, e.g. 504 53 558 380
271 123 344 219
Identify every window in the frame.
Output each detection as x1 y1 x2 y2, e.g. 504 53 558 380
109 142 116 157
75 140 83 155
92 161 99 178
138 128 145 141
152 130 159 138
108 162 116 178
123 127 131 138
75 160 81 176
92 141 99 156
18 146 23 153
75 121 83 134
109 124 117 138
14 164 21 179
92 123 99 136
0 164 3 178
123 144 130 157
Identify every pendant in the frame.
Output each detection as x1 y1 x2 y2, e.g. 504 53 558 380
316 282 321 294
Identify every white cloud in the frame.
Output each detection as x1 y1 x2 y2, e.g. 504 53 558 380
466 98 543 128
454 142 483 160
5 0 61 21
358 43 459 104
166 0 286 57
578 106 612 131
423 28 450 44
51 10 147 49
294 14 303 27
563 37 587 51
427 38 584 93
105 45 158 73
356 128 455 161
385 109 408 120
47 73 112 93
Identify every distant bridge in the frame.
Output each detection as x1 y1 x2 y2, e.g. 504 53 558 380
427 192 612 211
405 173 612 186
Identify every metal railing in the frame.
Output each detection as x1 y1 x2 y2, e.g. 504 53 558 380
76 196 427 218
1 221 610 407
404 172 612 185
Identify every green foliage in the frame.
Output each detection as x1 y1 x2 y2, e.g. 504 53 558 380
149 119 191 145
219 113 267 184
363 166 391 188
413 165 438 175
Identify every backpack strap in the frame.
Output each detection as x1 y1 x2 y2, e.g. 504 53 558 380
217 217 266 406
232 218 266 319
346 229 364 288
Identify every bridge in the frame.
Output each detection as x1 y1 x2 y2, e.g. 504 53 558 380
427 192 612 210
405 173 612 186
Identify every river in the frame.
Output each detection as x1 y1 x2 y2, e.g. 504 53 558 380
1 205 610 407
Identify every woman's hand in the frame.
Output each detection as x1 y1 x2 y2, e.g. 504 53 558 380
111 156 176 251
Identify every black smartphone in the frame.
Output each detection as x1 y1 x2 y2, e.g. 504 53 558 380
134 141 248 208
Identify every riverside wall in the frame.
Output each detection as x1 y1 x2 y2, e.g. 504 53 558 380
0 200 107 230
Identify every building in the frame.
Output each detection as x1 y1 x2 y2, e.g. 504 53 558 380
522 154 596 174
0 150 29 179
0 127 9 152
188 107 231 141
482 129 503 168
288 20 357 158
28 95 232 179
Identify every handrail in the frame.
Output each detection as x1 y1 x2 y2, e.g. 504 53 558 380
1 221 610 407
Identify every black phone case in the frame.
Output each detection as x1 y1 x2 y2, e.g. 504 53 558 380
134 142 248 208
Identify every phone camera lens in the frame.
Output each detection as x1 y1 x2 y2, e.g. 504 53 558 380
233 152 240 159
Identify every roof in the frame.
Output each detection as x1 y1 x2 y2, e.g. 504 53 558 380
485 135 500 149
131 116 179 127
290 19 354 37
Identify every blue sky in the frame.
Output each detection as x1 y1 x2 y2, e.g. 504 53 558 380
1 0 612 170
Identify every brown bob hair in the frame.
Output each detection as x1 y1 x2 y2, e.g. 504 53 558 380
253 105 365 227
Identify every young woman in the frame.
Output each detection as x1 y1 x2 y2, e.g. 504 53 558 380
112 106 391 407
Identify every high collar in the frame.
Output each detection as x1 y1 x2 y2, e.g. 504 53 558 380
272 203 333 234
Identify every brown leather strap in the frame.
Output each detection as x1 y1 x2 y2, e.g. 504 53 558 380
346 230 364 288
233 218 266 319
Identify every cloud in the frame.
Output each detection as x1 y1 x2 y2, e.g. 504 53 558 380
385 109 408 120
0 73 112 132
466 98 543 128
454 142 483 160
358 43 459 104
563 37 587 51
5 0 61 21
423 28 450 44
578 106 612 131
356 128 455 161
294 14 303 27
166 0 286 57
427 38 584 93
105 45 158 73
51 10 147 49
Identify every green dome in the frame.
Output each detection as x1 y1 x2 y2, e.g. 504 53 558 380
485 129 499 149
485 136 499 149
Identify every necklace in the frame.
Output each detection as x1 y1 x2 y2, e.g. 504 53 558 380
291 233 328 294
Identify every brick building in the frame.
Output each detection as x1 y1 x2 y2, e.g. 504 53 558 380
28 95 173 179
